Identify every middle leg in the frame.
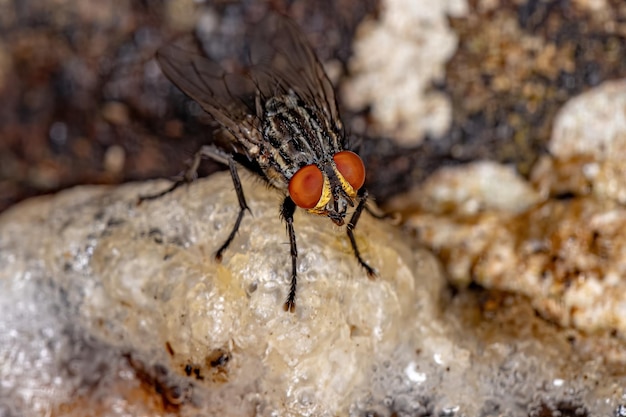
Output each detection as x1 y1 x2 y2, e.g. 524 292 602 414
280 196 298 312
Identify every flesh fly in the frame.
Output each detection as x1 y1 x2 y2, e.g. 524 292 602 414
145 13 377 311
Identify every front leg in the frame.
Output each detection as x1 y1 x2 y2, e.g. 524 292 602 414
138 145 251 262
214 153 251 261
138 145 230 202
347 187 377 278
280 196 298 312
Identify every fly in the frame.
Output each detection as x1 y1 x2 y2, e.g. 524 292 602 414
142 13 380 312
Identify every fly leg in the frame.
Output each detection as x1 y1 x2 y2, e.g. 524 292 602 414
347 187 376 278
139 145 250 261
364 202 401 226
280 197 298 312
214 151 250 261
365 204 396 221
138 145 209 202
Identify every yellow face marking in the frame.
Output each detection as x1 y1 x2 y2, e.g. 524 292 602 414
306 167 357 216
307 175 332 215
333 166 357 199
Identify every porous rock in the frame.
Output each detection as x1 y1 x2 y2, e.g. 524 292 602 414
389 80 626 414
0 172 441 416
2 172 623 416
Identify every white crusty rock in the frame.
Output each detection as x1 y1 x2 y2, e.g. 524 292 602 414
0 172 440 416
397 81 626 367
342 0 467 145
533 79 626 202
387 161 541 216
1 173 623 416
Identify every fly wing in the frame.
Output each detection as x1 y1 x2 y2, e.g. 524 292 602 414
248 14 343 137
156 13 344 156
156 38 262 157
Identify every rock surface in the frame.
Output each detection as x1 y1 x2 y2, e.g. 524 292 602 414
342 0 467 145
0 173 439 416
1 172 624 416
2 2 626 415
396 81 626 344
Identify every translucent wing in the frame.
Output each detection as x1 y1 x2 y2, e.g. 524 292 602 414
247 14 342 132
156 13 344 157
156 39 261 156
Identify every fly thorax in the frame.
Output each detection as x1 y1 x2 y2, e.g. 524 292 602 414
263 91 342 166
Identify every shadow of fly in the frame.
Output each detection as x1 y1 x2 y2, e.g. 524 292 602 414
142 13 381 311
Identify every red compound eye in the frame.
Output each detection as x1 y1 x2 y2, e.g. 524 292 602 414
289 164 324 209
333 151 365 191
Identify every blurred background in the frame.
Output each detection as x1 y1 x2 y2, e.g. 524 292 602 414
1 0 625 212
